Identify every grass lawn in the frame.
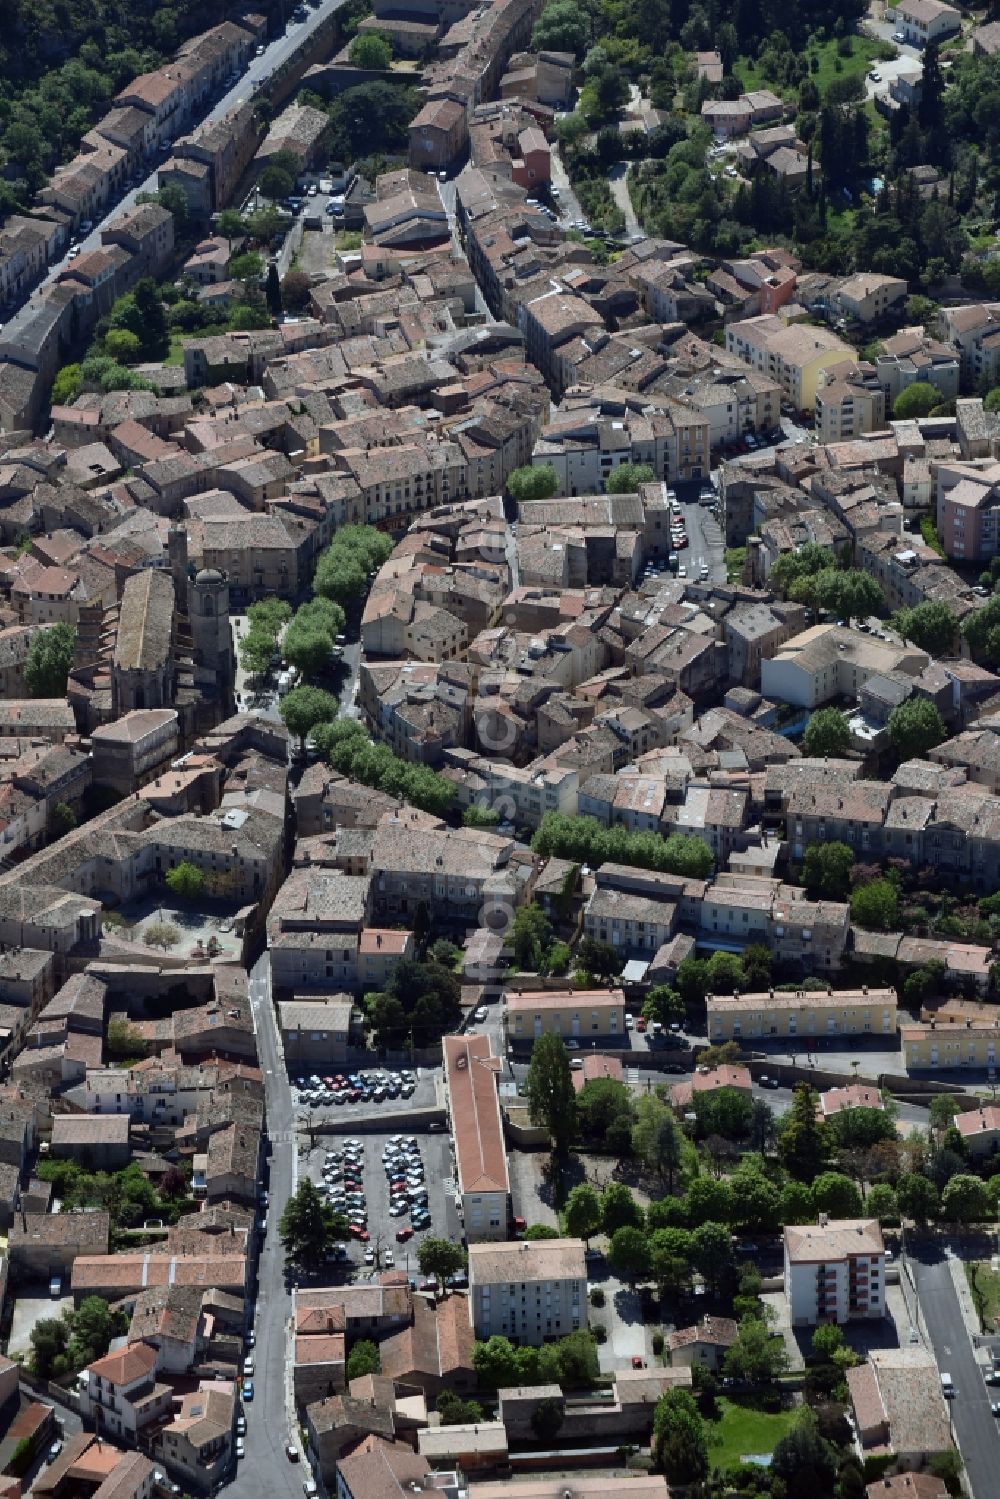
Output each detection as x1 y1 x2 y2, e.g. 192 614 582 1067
966 1261 1000 1333
165 332 186 367
737 35 885 100
706 1398 800 1471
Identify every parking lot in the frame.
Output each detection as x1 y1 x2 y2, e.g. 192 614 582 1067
301 1126 457 1279
290 1065 440 1125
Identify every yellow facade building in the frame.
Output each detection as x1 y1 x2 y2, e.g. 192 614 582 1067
707 986 897 1043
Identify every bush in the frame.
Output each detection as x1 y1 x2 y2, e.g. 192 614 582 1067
652 1331 664 1356
593 1323 607 1342
590 1286 606 1307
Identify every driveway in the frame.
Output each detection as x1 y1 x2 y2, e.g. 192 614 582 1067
607 164 640 238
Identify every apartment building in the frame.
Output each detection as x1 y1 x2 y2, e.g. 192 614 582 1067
330 441 469 529
760 624 929 710
443 1034 510 1241
707 986 898 1043
410 97 471 173
815 363 886 444
901 1017 1000 1071
935 472 1000 562
940 302 1000 387
891 0 961 47
504 987 625 1047
875 327 959 412
725 314 856 413
784 1217 885 1326
468 1238 586 1344
954 1104 1000 1158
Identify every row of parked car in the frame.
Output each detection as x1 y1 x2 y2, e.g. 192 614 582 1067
295 1069 417 1107
383 1135 433 1243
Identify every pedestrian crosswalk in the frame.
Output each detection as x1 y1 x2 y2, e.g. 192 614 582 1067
626 1068 640 1087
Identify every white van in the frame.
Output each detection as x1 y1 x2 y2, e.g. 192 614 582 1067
941 1372 955 1397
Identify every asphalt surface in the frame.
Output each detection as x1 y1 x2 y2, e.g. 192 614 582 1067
675 493 725 584
910 1240 993 1499
34 0 345 291
244 952 303 1499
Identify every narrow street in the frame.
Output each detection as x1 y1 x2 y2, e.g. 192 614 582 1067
242 952 304 1498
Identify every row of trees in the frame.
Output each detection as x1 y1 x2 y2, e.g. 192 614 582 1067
313 717 455 817
532 812 714 879
314 525 394 608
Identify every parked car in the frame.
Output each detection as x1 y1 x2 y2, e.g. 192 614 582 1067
242 1379 254 1401
236 1437 246 1459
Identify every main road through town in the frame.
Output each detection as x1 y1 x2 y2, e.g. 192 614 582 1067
242 952 304 1498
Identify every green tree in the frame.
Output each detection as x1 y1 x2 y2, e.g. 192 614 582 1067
350 31 392 68
850 877 899 931
51 364 82 405
643 985 685 1027
892 600 957 655
631 1095 683 1187
691 1220 736 1294
811 1322 844 1362
811 1171 863 1218
771 1417 838 1499
892 382 941 418
729 1159 781 1233
68 1296 115 1366
217 209 248 248
104 328 141 363
802 841 855 900
473 1336 539 1389
802 707 851 758
601 1181 644 1236
768 543 836 600
650 1226 693 1294
896 1171 939 1223
608 1224 652 1280
164 861 206 902
811 568 884 620
239 628 274 679
30 1316 69 1378
524 1224 561 1240
260 160 297 201
779 1084 829 1182
106 1019 149 1062
653 1388 709 1484
50 801 77 838
416 1238 467 1283
25 622 75 697
607 463 655 493
437 1391 484 1424
691 1086 755 1142
685 1176 734 1227
866 1183 900 1224
525 1032 577 1155
512 902 552 970
346 1339 380 1380
531 0 592 58
940 1172 989 1223
230 250 264 282
564 1183 603 1243
887 697 946 759
279 684 338 747
530 1395 565 1443
508 464 558 502
281 621 332 679
724 1314 790 1383
279 1179 347 1271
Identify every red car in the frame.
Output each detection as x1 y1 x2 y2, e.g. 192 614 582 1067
674 536 688 549
396 1226 414 1243
632 1356 646 1370
512 1216 526 1233
348 1225 369 1241
390 1182 409 1195
636 1016 647 1032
